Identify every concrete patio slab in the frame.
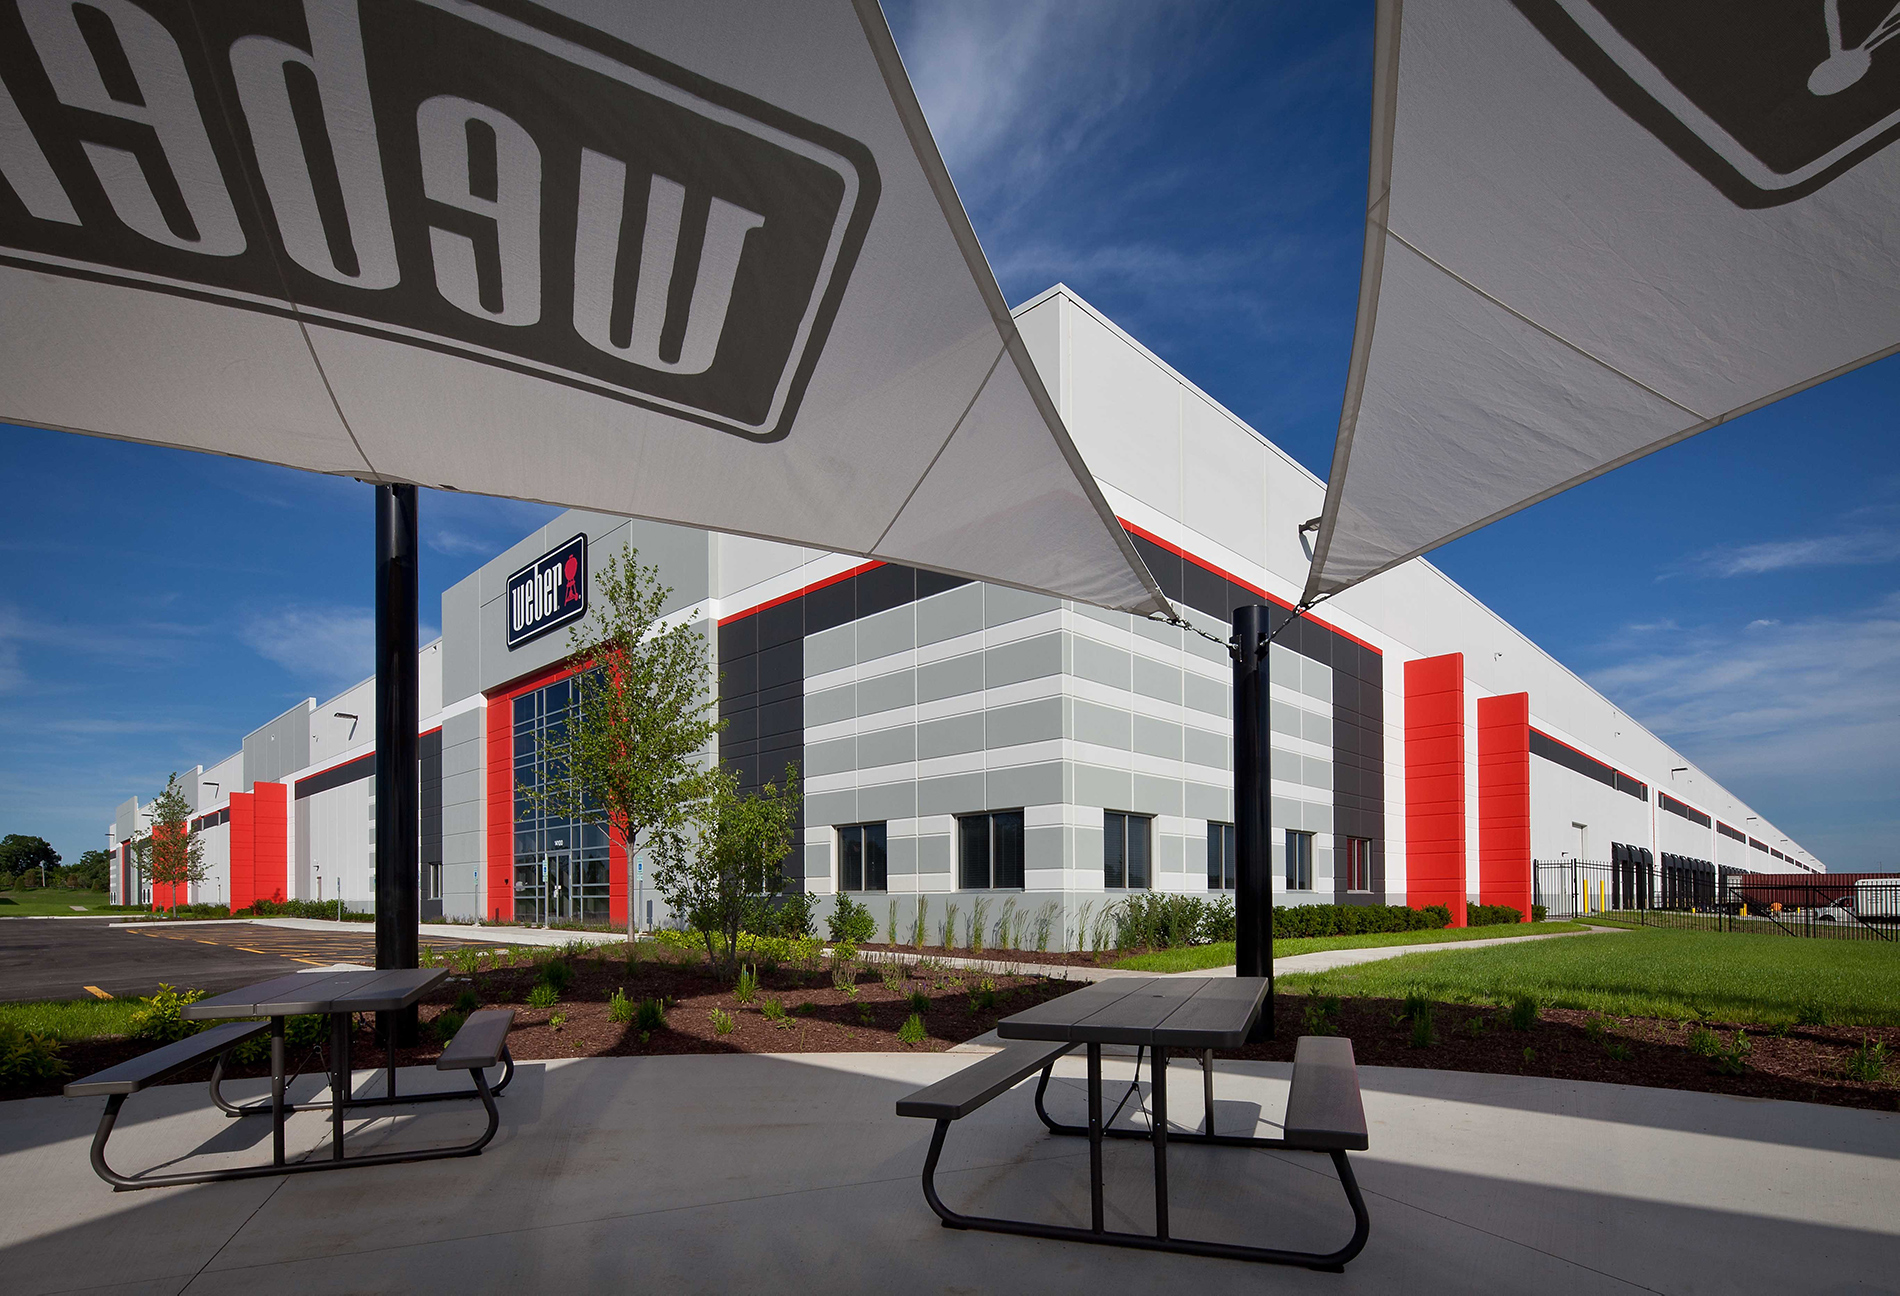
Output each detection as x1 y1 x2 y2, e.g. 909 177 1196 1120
1 1051 1892 1294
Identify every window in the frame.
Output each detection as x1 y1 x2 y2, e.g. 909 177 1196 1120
422 862 444 901
958 811 1025 889
512 674 612 926
1207 822 1235 890
1104 812 1152 890
957 805 1018 889
1343 836 1372 892
838 822 888 892
1285 829 1314 891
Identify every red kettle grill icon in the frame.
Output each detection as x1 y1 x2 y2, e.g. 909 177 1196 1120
563 554 580 603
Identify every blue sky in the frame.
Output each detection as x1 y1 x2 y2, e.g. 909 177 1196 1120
3 2 1895 870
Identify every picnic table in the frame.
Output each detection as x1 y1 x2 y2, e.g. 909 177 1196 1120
898 975 1370 1270
67 967 515 1189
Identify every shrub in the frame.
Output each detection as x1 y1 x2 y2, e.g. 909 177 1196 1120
1409 1007 1436 1049
898 1013 927 1046
907 989 930 1015
1713 1031 1752 1076
968 977 998 1012
527 984 558 1010
1687 1026 1721 1056
129 984 207 1043
1302 995 1341 1036
1467 903 1523 928
828 893 877 945
0 1020 66 1084
831 959 859 992
432 1010 466 1043
608 987 635 1024
968 896 989 954
1116 893 1223 950
759 890 817 940
911 896 929 950
710 1008 735 1036
760 997 790 1027
1271 903 1447 940
634 997 668 1032
994 897 1017 950
878 961 905 993
454 988 481 1015
1532 904 1548 922
1400 988 1432 1025
1033 901 1058 952
1509 994 1539 1030
539 959 573 994
733 965 759 1005
940 902 960 951
1843 1037 1891 1084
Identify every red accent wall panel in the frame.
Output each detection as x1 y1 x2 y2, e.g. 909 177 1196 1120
486 694 513 924
610 834 629 928
252 782 288 905
228 791 256 912
1478 693 1532 922
1405 654 1468 926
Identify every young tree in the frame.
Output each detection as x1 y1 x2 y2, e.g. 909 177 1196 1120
652 765 801 971
131 774 206 915
524 546 725 940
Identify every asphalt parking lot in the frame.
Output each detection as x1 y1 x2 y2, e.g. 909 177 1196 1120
0 920 483 1002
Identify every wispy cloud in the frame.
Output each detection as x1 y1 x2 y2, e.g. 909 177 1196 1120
421 488 560 561
239 605 374 691
1674 528 1900 578
1585 593 1900 865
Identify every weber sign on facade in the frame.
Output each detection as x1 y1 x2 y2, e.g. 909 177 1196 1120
506 533 586 650
0 0 1167 618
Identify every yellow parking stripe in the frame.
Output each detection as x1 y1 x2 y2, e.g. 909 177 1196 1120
84 985 112 999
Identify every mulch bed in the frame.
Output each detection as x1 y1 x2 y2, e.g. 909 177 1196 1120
12 954 1898 1113
1221 992 1900 1113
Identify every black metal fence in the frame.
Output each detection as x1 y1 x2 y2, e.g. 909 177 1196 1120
1533 859 1899 941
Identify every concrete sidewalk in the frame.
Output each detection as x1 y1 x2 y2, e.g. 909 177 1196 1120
3 1050 1892 1294
113 916 629 949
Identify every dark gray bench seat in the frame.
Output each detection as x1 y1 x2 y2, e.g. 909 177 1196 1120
895 1040 1072 1121
437 1008 514 1072
1282 1035 1369 1152
65 1020 269 1098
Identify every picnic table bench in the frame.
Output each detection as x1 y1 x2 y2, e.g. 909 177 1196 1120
896 976 1370 1271
65 969 515 1190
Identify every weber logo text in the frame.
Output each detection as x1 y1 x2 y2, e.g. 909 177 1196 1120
0 0 878 438
507 533 587 650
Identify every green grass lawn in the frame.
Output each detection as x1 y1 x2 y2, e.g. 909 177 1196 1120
0 889 130 917
0 998 144 1041
1112 921 1590 973
1279 925 1900 1026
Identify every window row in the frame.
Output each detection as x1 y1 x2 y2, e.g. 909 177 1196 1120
833 815 1375 895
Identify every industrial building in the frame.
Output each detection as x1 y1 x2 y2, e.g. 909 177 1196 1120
105 287 1822 934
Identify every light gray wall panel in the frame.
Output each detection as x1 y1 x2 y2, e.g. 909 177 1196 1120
919 712 985 758
1184 673 1228 718
1025 824 1066 873
1073 699 1130 750
805 624 855 675
806 790 857 827
1074 763 1132 809
985 632 1063 687
807 683 856 726
886 834 918 877
1185 781 1230 821
984 585 1059 627
990 760 1064 808
857 604 914 660
1273 796 1303 831
1301 659 1332 704
440 578 481 704
1157 832 1185 875
1184 727 1226 769
858 780 917 821
1132 715 1183 761
1131 773 1183 817
243 702 311 790
1271 699 1301 736
804 842 831 882
1132 655 1181 704
917 771 985 816
918 652 984 703
986 697 1064 749
857 725 916 768
917 583 983 645
1302 756 1333 791
917 833 952 875
1303 802 1333 833
1072 636 1131 691
804 737 856 777
857 669 915 715
1302 712 1334 745
1134 617 1179 649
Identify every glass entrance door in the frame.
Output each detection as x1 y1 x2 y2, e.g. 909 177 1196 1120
513 860 545 927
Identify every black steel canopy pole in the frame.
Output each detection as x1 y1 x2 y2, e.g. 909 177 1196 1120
375 484 420 1047
1231 604 1274 1040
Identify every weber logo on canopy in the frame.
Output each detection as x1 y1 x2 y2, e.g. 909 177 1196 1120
1518 0 1900 207
507 534 587 651
0 0 878 440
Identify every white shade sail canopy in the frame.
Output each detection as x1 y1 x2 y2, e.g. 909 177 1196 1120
0 0 1168 617
1306 0 1900 602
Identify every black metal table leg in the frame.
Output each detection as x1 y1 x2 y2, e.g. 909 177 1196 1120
1087 1042 1103 1233
1151 1045 1169 1240
1202 1049 1214 1135
330 1011 348 1160
270 1016 285 1167
382 1011 396 1099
